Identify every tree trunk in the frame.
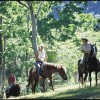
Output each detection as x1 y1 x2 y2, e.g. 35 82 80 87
1 37 6 99
0 16 3 68
26 1 37 54
0 16 4 99
25 50 29 94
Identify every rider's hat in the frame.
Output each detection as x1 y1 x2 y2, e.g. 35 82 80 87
81 37 88 41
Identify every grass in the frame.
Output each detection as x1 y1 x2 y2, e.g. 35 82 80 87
6 81 100 99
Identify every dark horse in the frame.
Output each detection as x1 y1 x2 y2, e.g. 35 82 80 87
5 83 20 98
27 62 67 93
78 44 99 87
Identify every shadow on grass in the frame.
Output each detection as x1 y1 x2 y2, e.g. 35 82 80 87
36 85 100 99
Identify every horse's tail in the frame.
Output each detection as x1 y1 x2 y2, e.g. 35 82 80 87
78 59 81 69
78 58 82 82
26 67 33 87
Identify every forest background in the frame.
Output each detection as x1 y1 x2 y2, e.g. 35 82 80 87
0 1 100 98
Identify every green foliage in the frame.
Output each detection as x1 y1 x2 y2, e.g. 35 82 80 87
0 1 100 96
76 13 98 32
37 1 88 43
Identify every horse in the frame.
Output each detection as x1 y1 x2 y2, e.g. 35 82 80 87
26 62 67 93
5 83 20 98
86 44 99 86
78 43 99 87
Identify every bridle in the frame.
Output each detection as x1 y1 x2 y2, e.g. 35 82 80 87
90 44 97 58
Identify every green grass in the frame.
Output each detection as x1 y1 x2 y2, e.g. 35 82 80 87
6 81 100 99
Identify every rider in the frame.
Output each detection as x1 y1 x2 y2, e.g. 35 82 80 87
35 44 48 78
80 37 91 66
8 71 16 86
7 71 16 94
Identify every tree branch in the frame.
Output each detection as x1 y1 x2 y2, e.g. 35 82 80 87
36 1 44 17
17 1 29 9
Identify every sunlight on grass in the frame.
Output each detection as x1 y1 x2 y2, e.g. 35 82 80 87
7 79 100 99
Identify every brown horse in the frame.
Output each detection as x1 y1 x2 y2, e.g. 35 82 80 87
26 62 67 93
5 83 20 98
78 44 99 87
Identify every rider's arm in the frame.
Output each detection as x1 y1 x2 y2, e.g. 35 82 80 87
80 45 85 53
45 53 48 62
35 51 41 61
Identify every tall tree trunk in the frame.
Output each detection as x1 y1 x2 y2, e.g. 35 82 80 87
25 50 29 94
26 13 29 78
1 37 6 99
0 16 6 99
0 16 3 69
27 1 37 54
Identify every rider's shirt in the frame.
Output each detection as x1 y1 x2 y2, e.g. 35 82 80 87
38 49 46 62
81 42 91 53
8 74 16 85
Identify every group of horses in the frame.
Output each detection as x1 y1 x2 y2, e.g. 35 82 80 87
5 43 100 98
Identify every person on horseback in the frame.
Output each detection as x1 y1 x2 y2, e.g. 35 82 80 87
7 71 16 94
8 71 16 86
35 44 48 78
80 37 91 66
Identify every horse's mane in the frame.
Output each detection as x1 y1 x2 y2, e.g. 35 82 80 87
44 62 60 68
43 62 66 72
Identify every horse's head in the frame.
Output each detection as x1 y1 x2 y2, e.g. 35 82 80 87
58 66 67 80
90 43 97 57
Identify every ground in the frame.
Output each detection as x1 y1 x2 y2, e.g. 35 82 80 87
4 80 100 99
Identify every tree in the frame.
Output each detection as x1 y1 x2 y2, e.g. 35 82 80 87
17 1 45 54
0 16 3 69
37 1 88 42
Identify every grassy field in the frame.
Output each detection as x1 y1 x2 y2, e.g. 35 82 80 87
5 80 100 99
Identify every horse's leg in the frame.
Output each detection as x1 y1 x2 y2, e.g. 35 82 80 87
89 72 91 87
49 77 54 91
95 71 98 86
42 78 46 92
32 79 39 94
84 71 88 87
82 74 85 88
78 73 83 88
78 73 81 88
6 89 9 98
79 73 83 88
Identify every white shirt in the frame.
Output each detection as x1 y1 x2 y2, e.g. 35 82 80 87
81 42 91 52
38 49 46 61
